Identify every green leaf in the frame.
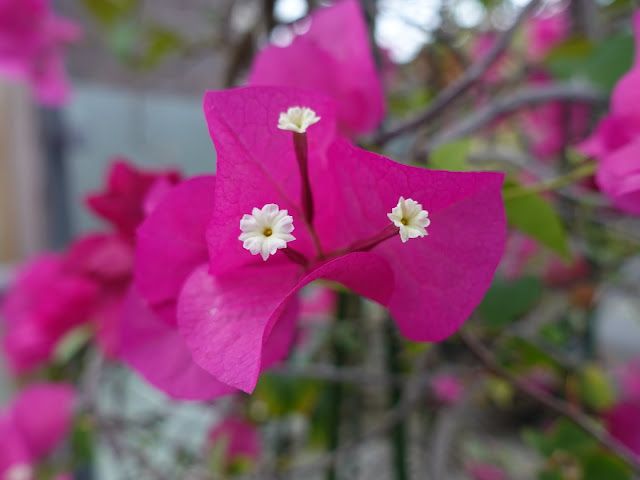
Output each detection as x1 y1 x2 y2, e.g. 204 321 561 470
82 0 139 27
139 26 183 69
579 365 616 411
503 179 570 260
54 326 91 364
479 275 542 328
581 452 631 480
546 33 634 93
429 139 471 171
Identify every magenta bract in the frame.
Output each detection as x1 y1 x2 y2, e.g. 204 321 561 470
0 383 75 476
248 0 385 137
0 0 81 105
577 11 640 215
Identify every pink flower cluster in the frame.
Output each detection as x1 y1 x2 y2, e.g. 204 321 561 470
1 160 179 373
578 12 640 215
0 383 75 479
604 359 640 456
0 0 81 105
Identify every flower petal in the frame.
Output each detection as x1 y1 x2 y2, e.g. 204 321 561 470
177 252 392 393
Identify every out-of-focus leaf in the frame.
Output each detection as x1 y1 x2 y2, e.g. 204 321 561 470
546 33 634 93
54 326 91 364
139 27 184 69
578 364 616 411
500 337 563 372
486 376 514 408
479 275 542 328
503 179 570 260
107 20 140 64
252 375 320 417
581 452 631 480
429 139 471 171
82 0 139 27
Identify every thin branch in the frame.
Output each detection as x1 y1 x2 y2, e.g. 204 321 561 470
373 0 542 146
459 328 640 473
424 84 607 154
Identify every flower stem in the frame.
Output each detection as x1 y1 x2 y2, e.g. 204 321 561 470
326 292 351 480
386 317 409 480
293 132 315 226
502 162 597 200
459 328 640 473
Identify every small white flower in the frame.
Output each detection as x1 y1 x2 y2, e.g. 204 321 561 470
277 106 320 133
4 464 33 480
239 204 296 261
387 197 430 243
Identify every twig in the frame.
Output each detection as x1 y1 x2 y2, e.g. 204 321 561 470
459 328 640 473
269 364 409 386
424 84 607 154
373 0 542 146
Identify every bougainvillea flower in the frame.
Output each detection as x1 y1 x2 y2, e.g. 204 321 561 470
466 461 508 480
470 33 512 85
123 176 300 400
0 383 75 478
577 12 640 215
248 0 385 137
605 402 640 456
164 86 505 394
0 0 81 106
1 254 98 373
431 373 464 405
86 159 180 237
206 417 261 468
522 70 590 159
526 9 569 62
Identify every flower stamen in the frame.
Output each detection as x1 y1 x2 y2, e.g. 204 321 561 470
239 204 296 261
387 197 430 243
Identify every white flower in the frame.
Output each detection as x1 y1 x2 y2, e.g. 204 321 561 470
239 204 296 260
387 197 430 243
4 464 32 480
277 106 320 133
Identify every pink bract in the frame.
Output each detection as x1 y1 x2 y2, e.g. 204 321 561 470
605 402 640 456
124 175 300 400
431 373 464 405
248 0 385 137
526 9 569 62
0 383 75 476
0 0 82 106
170 86 505 393
86 159 181 237
577 11 640 215
1 254 98 373
207 417 261 464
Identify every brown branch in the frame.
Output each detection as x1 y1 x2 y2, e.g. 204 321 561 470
373 0 542 146
458 328 640 473
423 83 607 154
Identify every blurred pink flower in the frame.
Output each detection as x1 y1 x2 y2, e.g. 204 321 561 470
432 373 464 405
577 12 640 215
526 9 569 62
470 33 511 85
156 86 506 394
522 70 590 160
86 159 181 238
1 159 180 370
0 0 81 105
0 383 75 478
248 0 385 137
1 254 98 374
605 402 640 456
207 417 261 467
466 461 508 480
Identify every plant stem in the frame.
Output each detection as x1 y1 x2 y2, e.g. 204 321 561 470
386 317 409 480
459 328 640 473
326 292 350 480
502 162 597 200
